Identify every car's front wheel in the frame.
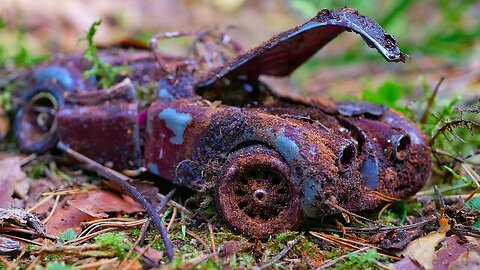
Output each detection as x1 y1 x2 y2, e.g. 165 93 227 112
13 84 63 153
215 145 302 238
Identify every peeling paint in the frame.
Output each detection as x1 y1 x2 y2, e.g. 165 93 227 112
159 108 191 144
158 88 174 101
360 155 378 188
35 66 73 90
274 130 300 162
147 162 160 175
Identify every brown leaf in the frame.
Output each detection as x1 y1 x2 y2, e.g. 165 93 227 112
68 189 144 218
432 236 480 270
0 155 26 208
138 246 163 268
400 218 450 270
448 251 480 270
31 196 96 235
393 257 424 270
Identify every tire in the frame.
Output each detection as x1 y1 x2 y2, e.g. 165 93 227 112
13 84 64 153
215 145 302 238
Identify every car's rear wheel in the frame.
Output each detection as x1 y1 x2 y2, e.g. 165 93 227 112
13 85 63 153
215 145 302 238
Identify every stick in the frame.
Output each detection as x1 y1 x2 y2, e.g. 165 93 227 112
57 142 174 261
139 187 177 246
317 247 370 269
254 233 303 270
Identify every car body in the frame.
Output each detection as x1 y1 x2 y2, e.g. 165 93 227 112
11 8 431 238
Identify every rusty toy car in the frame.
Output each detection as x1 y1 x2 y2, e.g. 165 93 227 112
11 8 431 238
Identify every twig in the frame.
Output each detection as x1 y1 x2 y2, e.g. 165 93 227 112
73 258 118 269
42 186 96 196
208 223 216 258
434 185 445 209
311 215 436 234
19 153 38 167
156 192 191 215
461 163 480 188
69 228 118 246
186 230 211 252
42 195 60 224
377 203 393 221
429 119 480 146
167 207 177 231
25 255 42 270
57 142 174 261
420 77 444 124
309 231 399 260
0 227 55 240
0 234 43 246
434 149 480 166
317 247 370 270
26 195 54 213
126 235 161 269
77 219 145 240
254 233 303 270
8 245 26 270
325 200 380 226
139 187 177 246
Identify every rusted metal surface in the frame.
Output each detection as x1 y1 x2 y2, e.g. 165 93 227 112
14 8 431 238
57 79 142 169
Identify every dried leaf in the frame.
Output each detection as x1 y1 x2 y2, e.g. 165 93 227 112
0 155 26 208
31 196 96 235
68 189 144 218
393 257 424 270
448 251 480 270
432 236 480 270
400 218 450 270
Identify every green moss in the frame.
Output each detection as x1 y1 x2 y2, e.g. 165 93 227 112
94 232 131 259
45 261 73 270
334 248 381 270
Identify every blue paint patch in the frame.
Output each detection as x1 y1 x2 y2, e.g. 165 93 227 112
35 66 73 90
360 155 378 188
274 131 300 162
147 162 160 175
158 88 173 101
159 108 191 144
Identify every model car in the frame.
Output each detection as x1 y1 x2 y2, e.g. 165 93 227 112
11 8 431 238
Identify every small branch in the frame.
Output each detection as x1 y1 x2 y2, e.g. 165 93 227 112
420 77 444 124
139 187 177 246
317 247 370 270
325 200 380 226
57 142 174 261
254 233 303 270
434 149 480 166
429 119 480 146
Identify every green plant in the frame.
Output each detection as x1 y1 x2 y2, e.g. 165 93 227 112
45 261 73 270
95 232 131 259
81 19 127 89
58 228 77 243
334 248 381 270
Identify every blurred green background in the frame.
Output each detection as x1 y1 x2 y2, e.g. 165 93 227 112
0 0 479 103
